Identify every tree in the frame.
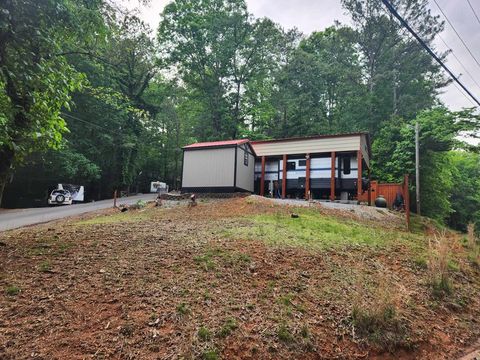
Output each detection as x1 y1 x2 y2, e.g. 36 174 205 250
448 151 480 233
372 107 479 221
0 0 106 205
341 0 445 135
158 0 284 140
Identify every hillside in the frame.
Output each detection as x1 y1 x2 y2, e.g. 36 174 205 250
1 197 479 359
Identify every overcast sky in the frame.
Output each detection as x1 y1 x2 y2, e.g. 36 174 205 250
124 0 480 112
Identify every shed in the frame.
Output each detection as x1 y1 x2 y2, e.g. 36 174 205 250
181 139 255 193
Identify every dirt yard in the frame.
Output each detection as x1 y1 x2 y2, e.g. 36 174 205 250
1 197 479 359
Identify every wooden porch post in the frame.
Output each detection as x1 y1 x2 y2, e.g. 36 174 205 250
282 154 287 199
368 167 372 206
357 150 363 201
330 152 336 201
305 154 310 200
260 156 266 197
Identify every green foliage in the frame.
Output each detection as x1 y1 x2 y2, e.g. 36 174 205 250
448 152 480 233
373 108 480 223
0 0 106 202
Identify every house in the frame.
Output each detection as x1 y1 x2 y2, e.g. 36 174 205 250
181 132 371 203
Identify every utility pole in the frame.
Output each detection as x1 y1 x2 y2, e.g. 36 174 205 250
415 120 421 215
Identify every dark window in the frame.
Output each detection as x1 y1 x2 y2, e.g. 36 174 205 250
343 157 351 174
298 160 307 167
287 161 296 171
244 150 248 166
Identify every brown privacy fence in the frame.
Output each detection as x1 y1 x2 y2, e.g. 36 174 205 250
360 174 410 230
370 181 403 208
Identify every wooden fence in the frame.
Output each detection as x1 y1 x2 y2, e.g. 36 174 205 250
360 174 410 230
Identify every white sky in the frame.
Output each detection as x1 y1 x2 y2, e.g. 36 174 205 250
123 0 480 112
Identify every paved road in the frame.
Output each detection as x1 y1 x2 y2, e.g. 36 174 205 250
0 193 158 232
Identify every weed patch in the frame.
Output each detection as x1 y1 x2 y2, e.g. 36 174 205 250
351 278 409 351
218 318 237 338
176 303 189 315
428 232 454 298
5 285 20 296
277 322 295 343
198 326 211 341
201 349 218 360
38 260 52 272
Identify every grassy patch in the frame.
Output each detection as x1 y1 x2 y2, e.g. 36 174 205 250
198 326 212 341
225 208 419 250
176 302 189 315
38 260 52 272
277 322 295 343
194 248 252 271
5 285 20 296
428 233 454 299
201 349 218 360
218 318 237 338
75 211 152 225
351 278 409 351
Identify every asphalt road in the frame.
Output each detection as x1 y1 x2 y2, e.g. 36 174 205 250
0 193 158 232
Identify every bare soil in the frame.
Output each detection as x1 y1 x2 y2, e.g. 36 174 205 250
0 197 479 359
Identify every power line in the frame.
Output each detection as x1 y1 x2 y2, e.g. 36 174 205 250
61 112 113 133
432 0 480 69
466 0 480 26
437 33 480 91
380 0 480 107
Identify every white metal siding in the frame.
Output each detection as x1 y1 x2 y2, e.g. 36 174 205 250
182 148 234 187
251 136 361 157
236 146 255 192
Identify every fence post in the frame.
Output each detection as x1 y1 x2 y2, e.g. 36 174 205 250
404 174 410 231
113 189 117 208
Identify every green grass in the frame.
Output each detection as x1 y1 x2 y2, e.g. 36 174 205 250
224 208 420 250
198 326 212 341
38 260 52 272
5 285 20 296
277 322 294 343
201 349 218 360
176 302 189 315
75 211 152 225
194 248 252 271
218 318 238 338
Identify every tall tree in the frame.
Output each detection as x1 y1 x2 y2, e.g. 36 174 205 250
0 0 106 205
158 0 283 140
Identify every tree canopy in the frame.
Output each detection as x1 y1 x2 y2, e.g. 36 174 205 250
1 0 479 233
